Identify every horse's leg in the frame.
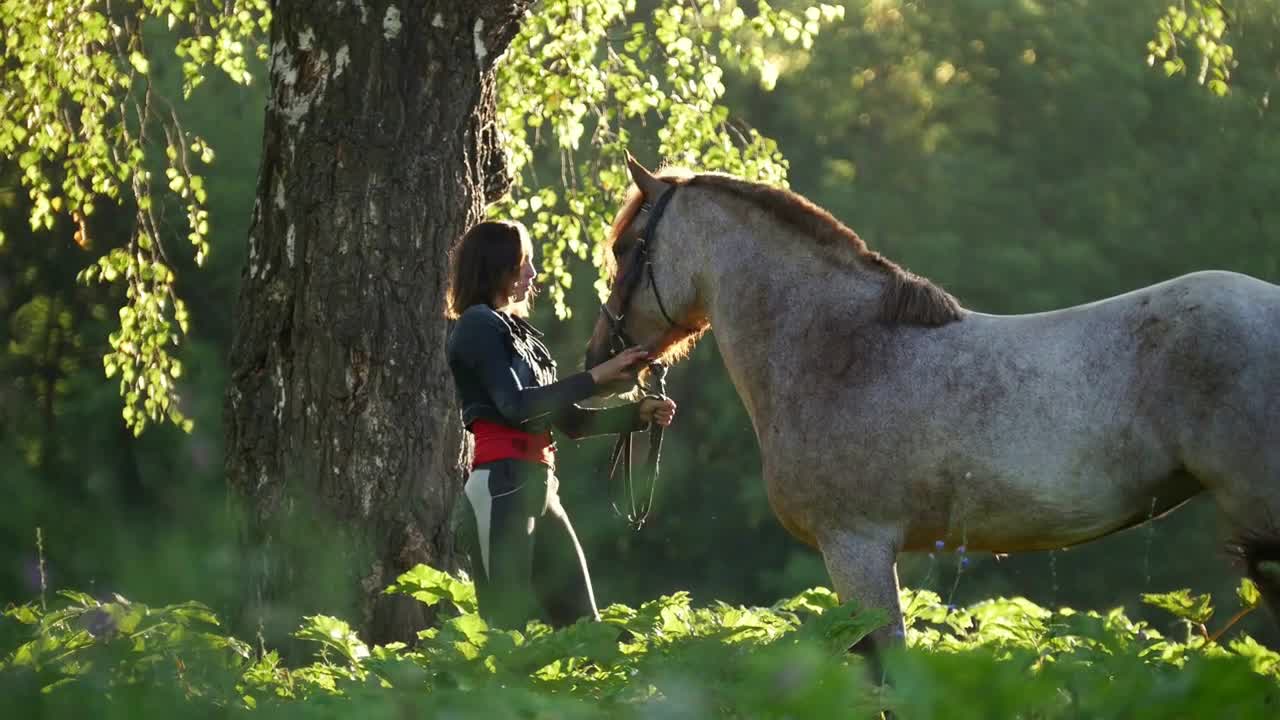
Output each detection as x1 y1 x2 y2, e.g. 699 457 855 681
1239 536 1280 630
1219 497 1280 637
1199 457 1280 641
818 530 904 676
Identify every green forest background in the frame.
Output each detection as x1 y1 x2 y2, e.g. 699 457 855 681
4 0 1280 645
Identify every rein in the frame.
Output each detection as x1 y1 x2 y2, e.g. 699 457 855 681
600 185 687 530
606 362 668 530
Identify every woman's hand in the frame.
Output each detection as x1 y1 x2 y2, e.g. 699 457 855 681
589 346 650 386
639 396 677 427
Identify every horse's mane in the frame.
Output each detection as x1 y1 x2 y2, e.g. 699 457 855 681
606 168 963 327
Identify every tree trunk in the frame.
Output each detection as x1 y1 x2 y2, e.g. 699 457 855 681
225 0 529 648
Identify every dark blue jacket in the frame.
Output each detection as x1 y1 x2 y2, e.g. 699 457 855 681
446 305 645 438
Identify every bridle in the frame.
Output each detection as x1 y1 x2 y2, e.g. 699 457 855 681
598 185 694 354
597 184 693 529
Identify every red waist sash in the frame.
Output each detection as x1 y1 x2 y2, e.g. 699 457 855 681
470 419 556 469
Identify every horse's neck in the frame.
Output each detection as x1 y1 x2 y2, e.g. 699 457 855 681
703 234 886 437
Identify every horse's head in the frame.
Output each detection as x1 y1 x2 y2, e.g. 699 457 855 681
585 155 709 392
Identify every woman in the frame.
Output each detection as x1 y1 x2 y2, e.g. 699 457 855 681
446 219 677 629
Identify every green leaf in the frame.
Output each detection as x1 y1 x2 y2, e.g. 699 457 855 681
792 599 888 655
1237 578 1261 609
5 605 41 624
129 51 150 74
1142 589 1215 625
295 614 371 663
776 586 841 616
384 564 478 615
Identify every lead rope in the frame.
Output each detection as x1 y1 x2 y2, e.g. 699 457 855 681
608 362 669 530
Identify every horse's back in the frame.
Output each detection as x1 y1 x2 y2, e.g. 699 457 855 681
787 270 1280 552
1158 269 1280 319
1138 270 1280 407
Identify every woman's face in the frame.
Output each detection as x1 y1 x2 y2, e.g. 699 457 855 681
508 237 537 303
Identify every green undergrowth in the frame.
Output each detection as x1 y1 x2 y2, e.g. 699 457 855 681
4 565 1279 719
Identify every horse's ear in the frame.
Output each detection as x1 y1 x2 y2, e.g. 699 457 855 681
626 152 668 200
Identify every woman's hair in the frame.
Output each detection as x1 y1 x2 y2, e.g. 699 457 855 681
446 220 531 319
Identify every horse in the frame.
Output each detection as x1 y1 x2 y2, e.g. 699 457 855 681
585 155 1280 655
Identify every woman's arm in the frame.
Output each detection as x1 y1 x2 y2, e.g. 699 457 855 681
450 309 596 425
553 402 649 440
